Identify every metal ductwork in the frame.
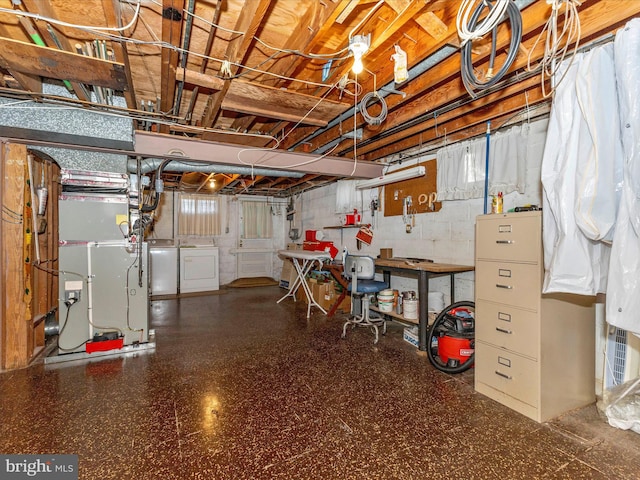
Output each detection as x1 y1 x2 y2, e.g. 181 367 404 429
127 158 305 178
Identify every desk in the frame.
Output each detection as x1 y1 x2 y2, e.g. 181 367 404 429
277 250 331 318
375 258 475 351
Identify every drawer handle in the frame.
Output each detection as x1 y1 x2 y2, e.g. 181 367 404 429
495 284 512 289
496 327 512 334
496 240 514 244
495 371 512 380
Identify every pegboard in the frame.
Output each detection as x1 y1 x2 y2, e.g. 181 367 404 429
383 160 440 217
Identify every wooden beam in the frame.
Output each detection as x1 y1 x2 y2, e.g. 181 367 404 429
367 0 429 53
200 0 272 128
386 0 448 40
1 143 29 369
335 0 360 24
286 0 640 154
0 26 42 93
176 67 225 91
160 0 185 124
222 80 349 127
101 0 138 109
184 0 224 123
367 87 549 161
354 75 543 159
20 0 91 102
0 38 127 90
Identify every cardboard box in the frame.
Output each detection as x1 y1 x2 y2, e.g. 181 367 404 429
279 258 296 289
403 327 419 348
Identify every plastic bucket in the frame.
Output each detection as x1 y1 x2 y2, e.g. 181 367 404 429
378 301 394 312
403 298 418 320
377 293 394 313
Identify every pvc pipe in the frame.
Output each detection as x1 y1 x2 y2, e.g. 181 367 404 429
484 121 491 214
26 154 41 263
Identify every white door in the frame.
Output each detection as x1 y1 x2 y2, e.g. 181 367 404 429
236 201 274 278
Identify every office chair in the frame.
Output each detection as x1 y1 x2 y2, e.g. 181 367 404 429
341 255 389 344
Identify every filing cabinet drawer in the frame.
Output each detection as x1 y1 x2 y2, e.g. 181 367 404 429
476 213 541 263
476 261 540 310
475 342 538 408
476 300 539 359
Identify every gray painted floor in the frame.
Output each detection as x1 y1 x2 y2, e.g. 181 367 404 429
1 286 639 479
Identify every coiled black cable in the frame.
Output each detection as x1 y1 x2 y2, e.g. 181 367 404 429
460 0 522 97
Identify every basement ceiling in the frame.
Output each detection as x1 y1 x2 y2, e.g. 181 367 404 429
0 0 637 196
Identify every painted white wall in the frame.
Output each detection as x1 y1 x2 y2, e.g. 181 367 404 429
149 193 288 286
147 118 548 292
288 118 549 305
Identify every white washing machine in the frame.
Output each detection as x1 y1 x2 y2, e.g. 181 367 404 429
149 240 178 296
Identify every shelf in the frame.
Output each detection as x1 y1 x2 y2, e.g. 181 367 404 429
370 305 438 326
324 224 370 229
370 305 418 325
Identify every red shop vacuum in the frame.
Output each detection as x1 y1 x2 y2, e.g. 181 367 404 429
428 302 475 373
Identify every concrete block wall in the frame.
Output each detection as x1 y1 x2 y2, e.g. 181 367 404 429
289 118 549 306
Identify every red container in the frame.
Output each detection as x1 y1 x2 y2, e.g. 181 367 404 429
303 241 321 251
86 338 124 353
437 335 473 364
302 241 338 259
305 230 324 241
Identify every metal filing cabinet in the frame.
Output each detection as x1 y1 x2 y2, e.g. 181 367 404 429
474 211 596 422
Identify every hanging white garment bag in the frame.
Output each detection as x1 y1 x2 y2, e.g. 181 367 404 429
606 19 640 335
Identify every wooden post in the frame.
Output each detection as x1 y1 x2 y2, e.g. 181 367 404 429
1 142 29 369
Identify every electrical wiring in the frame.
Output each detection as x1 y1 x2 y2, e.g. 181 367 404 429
0 0 141 33
458 0 522 97
456 0 510 46
0 0 343 91
234 80 343 170
526 0 582 98
351 72 360 175
360 91 388 126
145 0 350 60
57 298 88 352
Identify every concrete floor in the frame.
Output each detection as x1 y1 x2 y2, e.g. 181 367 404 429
1 286 640 479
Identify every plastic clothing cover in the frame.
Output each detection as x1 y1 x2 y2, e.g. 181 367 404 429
541 49 615 296
574 44 623 243
606 19 640 335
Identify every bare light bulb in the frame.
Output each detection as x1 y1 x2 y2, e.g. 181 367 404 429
352 55 364 75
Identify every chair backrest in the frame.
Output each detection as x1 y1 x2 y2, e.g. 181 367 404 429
344 255 376 280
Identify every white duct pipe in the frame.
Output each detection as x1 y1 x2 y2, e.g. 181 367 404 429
128 159 304 178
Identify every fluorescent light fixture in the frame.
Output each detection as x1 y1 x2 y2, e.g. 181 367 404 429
356 165 426 190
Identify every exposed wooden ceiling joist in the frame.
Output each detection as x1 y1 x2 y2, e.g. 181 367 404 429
0 38 127 90
200 0 272 128
159 0 185 131
222 80 349 127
